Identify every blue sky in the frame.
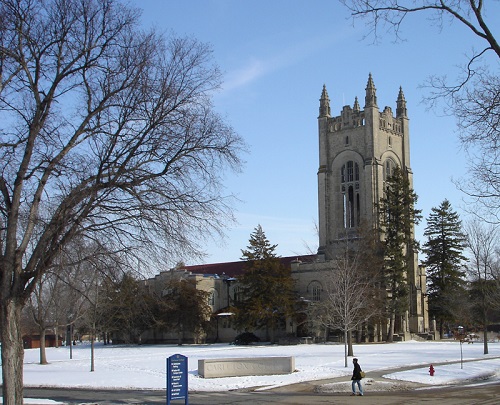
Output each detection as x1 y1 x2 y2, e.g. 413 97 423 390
131 0 499 265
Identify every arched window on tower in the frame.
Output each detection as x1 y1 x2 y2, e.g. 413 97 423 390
384 159 396 181
341 161 360 228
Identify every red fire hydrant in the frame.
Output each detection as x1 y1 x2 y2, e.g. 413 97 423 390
429 364 435 376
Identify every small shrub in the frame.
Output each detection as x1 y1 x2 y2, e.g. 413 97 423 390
233 332 260 345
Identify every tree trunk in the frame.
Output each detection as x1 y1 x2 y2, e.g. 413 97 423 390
91 321 96 372
54 327 59 348
90 334 95 372
347 330 354 357
483 326 489 355
270 319 276 344
387 312 395 342
69 324 73 359
39 327 48 364
177 325 184 346
438 319 444 339
1 299 25 405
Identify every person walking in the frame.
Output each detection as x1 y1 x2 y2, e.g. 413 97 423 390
351 358 364 396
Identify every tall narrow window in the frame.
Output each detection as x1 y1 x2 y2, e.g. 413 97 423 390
385 159 395 180
348 185 355 227
312 285 321 302
208 290 215 306
341 161 361 228
233 286 242 303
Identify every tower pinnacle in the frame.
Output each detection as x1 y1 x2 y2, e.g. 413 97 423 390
396 86 407 117
365 73 377 108
319 84 331 117
353 96 360 113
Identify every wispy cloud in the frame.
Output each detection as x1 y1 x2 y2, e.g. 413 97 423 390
222 31 348 93
223 59 266 91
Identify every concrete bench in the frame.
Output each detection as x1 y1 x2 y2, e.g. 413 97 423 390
198 356 295 378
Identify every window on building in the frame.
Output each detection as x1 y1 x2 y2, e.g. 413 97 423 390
233 286 243 303
341 161 360 228
384 159 395 180
208 290 215 306
312 284 322 302
308 281 322 302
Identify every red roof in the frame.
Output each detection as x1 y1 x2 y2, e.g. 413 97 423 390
182 255 316 278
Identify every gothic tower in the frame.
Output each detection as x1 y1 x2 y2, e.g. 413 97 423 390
315 74 428 337
318 74 412 254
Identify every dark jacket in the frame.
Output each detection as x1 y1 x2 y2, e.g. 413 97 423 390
352 362 363 380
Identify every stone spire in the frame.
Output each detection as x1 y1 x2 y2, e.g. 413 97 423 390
319 84 331 117
364 73 377 108
396 86 407 118
353 96 360 113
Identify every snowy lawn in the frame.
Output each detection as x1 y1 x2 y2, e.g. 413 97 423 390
22 340 500 392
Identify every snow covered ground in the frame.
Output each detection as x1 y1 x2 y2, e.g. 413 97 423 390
17 340 500 404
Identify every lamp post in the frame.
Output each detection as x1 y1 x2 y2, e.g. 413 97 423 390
457 326 465 369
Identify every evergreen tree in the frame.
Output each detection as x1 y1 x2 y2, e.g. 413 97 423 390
154 279 212 345
379 166 421 341
234 225 297 342
422 200 467 338
98 273 155 344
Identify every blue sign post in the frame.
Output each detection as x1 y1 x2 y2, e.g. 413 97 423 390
166 354 188 405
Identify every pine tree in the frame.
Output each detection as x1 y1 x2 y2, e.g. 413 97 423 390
422 200 467 338
379 166 421 341
154 279 212 345
234 225 297 342
98 273 155 344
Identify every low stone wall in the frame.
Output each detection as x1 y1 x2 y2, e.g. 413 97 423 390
198 356 295 378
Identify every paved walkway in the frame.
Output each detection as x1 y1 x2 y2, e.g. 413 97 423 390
267 357 500 394
24 358 500 405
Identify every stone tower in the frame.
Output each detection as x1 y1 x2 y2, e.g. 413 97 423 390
317 74 412 255
310 74 429 338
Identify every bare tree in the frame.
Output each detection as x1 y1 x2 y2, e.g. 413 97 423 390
58 240 125 360
25 271 64 365
77 262 102 372
341 0 500 220
0 0 244 402
318 232 382 367
464 220 500 354
341 0 499 58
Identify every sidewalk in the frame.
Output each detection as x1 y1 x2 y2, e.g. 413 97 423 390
266 357 500 394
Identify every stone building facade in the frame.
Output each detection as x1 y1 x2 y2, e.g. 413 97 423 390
292 74 429 341
143 75 430 343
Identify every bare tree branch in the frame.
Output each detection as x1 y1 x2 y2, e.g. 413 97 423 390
0 0 245 401
341 0 500 221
